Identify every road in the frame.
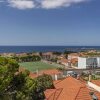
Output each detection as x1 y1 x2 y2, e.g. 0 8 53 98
65 68 100 75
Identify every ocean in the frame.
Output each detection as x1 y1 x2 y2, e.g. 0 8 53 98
0 46 100 53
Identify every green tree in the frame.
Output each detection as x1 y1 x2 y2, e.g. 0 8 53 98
0 57 43 100
0 57 19 99
36 74 55 90
0 57 54 100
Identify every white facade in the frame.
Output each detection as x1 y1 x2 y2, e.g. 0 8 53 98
78 57 100 69
97 57 100 67
61 62 68 66
68 54 79 60
78 57 86 69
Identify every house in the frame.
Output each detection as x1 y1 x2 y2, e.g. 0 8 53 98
71 58 78 67
78 57 100 69
42 52 53 60
29 69 63 80
40 69 63 80
16 53 28 57
57 58 68 66
57 54 65 59
68 53 80 60
29 73 38 79
45 76 100 100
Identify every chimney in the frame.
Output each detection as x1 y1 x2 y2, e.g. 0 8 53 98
89 74 91 82
55 74 58 80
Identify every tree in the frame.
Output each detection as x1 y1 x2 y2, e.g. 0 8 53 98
36 74 55 90
53 52 61 56
0 57 42 100
0 57 19 100
57 67 65 71
0 57 55 100
12 55 41 62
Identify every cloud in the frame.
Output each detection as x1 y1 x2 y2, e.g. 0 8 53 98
7 0 89 10
8 0 35 9
40 0 87 9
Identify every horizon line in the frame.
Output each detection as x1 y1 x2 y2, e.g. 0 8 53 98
0 45 100 47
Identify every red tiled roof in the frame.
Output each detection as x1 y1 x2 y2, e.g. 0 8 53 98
71 58 78 64
68 53 80 56
54 77 85 100
53 80 63 85
42 52 53 56
45 77 100 100
29 73 38 79
75 87 91 100
29 69 62 79
40 69 62 75
60 58 68 63
45 89 56 99
91 80 100 86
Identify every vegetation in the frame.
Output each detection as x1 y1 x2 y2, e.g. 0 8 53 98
36 74 55 90
85 52 100 57
80 72 100 81
50 58 58 62
63 50 76 58
12 55 41 62
53 52 62 56
57 67 65 71
64 50 76 55
0 57 54 100
19 61 58 72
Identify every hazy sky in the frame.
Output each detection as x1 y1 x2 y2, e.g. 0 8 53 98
0 0 100 46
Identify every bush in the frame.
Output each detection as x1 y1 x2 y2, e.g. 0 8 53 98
36 74 55 90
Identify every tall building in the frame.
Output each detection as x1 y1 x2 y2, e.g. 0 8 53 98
78 57 100 69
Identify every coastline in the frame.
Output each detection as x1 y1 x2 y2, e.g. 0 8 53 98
0 46 99 53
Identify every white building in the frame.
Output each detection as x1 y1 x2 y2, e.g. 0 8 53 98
78 57 100 69
68 53 79 60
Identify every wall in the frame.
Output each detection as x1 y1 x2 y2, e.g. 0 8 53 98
97 57 100 67
78 57 86 69
88 81 100 92
68 55 78 60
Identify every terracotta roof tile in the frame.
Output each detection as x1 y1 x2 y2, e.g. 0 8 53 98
29 73 38 78
45 77 100 100
91 80 100 86
71 58 78 64
75 87 91 100
68 53 80 56
60 58 68 63
29 69 62 79
40 69 62 75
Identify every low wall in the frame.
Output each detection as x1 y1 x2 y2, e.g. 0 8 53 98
88 81 100 92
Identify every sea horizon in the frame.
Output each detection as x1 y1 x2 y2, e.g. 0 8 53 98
0 45 100 53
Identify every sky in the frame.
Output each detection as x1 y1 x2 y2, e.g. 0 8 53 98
0 0 100 46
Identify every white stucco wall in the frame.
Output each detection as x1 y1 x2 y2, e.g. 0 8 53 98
78 57 100 69
97 57 100 67
62 62 68 66
78 57 86 69
88 81 100 92
68 55 78 60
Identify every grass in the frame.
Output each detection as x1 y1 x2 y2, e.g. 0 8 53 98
19 61 58 72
